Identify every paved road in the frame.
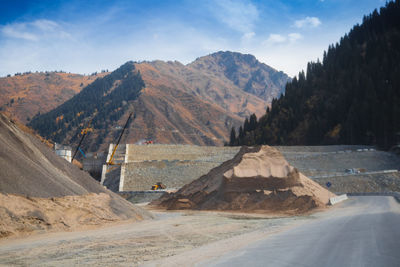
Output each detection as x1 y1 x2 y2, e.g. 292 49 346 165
201 197 400 267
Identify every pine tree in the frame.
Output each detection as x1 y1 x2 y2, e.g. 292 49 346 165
229 0 400 149
229 127 237 146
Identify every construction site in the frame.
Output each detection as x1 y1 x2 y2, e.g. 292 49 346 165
1 112 400 266
94 143 400 202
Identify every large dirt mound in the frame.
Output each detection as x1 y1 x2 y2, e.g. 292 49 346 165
0 112 103 197
0 193 147 238
0 113 151 238
155 146 336 214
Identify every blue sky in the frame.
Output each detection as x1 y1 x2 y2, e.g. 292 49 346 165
0 0 387 77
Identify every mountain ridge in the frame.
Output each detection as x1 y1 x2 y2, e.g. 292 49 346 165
14 51 290 152
0 72 108 123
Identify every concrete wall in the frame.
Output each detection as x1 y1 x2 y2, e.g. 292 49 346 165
99 144 240 192
123 160 223 191
127 144 239 162
83 156 106 172
55 149 72 162
120 145 240 191
117 191 166 204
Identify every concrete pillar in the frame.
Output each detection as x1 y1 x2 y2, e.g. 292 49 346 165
119 164 126 192
100 164 108 185
106 144 115 163
125 144 129 163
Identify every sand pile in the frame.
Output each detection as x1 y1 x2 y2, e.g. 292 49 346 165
0 193 148 238
0 113 151 238
155 146 336 214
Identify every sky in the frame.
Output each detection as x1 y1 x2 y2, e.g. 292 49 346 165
0 0 388 77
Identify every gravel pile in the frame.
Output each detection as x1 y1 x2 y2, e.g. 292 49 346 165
154 146 335 214
0 113 152 238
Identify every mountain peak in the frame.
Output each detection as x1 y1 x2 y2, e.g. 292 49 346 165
189 51 290 101
192 51 257 67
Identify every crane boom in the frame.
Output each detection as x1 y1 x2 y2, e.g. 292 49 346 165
71 119 93 162
107 112 133 165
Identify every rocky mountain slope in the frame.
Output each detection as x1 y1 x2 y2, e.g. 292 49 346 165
26 51 289 151
0 72 107 124
189 51 289 102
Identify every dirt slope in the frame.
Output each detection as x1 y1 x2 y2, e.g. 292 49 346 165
125 62 244 146
0 113 151 238
0 72 107 124
123 53 289 146
155 146 335 214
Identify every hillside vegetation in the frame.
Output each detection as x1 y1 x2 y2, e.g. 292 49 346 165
28 62 145 151
0 72 107 123
231 0 400 149
27 52 289 151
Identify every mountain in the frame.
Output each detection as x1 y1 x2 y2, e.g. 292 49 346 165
27 52 290 151
0 72 108 124
230 0 400 149
189 51 289 102
29 62 145 151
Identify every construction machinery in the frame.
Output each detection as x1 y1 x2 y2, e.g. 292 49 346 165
107 112 133 165
151 182 166 190
71 120 93 162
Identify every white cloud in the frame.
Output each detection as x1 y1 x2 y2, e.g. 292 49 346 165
0 19 71 42
1 24 39 41
211 0 259 33
294 17 321 28
31 19 58 31
288 33 302 42
264 33 302 45
241 31 255 42
266 33 286 44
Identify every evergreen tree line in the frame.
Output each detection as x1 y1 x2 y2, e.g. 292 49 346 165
230 0 400 149
29 61 145 145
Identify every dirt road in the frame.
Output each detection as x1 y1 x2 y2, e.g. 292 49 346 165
0 208 310 266
2 197 397 266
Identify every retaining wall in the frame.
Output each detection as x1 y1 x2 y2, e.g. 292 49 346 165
117 191 167 204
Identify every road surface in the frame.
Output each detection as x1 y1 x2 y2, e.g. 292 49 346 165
199 196 400 267
1 196 399 266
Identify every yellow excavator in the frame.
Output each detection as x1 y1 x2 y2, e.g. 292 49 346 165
151 182 166 190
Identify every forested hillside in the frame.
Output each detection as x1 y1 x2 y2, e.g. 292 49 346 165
231 0 400 149
0 72 106 123
28 62 145 149
26 51 289 152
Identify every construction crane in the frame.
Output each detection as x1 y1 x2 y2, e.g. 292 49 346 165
71 119 93 162
107 112 133 165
